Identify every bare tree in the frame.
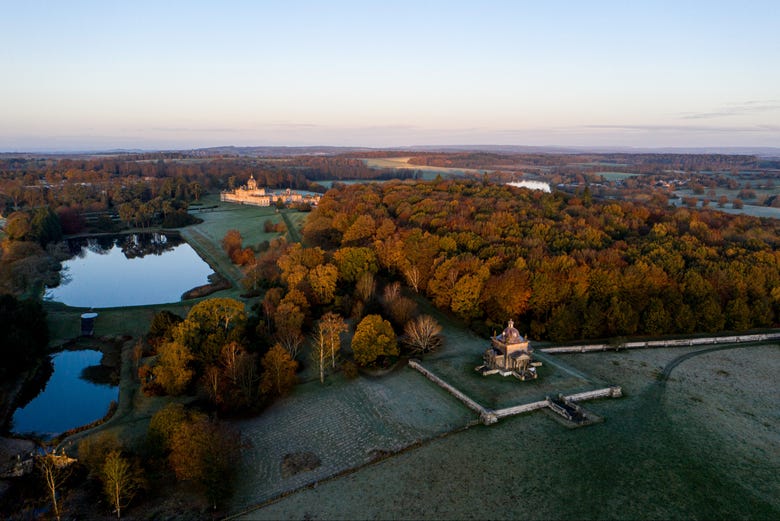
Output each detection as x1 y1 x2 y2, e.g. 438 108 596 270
102 450 143 519
233 352 259 404
355 271 376 302
320 312 347 369
311 323 328 384
402 315 443 355
37 449 75 521
220 341 243 382
276 330 304 360
383 281 401 302
203 365 222 406
402 263 422 293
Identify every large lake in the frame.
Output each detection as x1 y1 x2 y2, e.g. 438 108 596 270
46 233 214 308
11 350 118 439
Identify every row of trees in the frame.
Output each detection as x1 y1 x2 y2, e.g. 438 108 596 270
406 151 774 174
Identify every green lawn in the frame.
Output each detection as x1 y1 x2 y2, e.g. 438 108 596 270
597 171 641 180
189 194 286 249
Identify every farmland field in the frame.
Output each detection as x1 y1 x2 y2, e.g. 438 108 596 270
364 157 490 178
597 171 640 180
670 191 780 219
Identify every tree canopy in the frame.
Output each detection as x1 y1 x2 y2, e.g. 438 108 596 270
351 314 398 366
303 180 780 340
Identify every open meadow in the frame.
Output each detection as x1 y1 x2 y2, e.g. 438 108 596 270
364 157 489 179
238 342 780 520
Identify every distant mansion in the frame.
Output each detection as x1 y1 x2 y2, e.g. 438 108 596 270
476 320 541 380
220 175 321 207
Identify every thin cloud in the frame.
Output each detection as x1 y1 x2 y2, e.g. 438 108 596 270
149 126 247 133
585 123 780 133
679 100 780 120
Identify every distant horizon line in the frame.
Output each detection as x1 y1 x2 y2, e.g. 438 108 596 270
2 143 780 157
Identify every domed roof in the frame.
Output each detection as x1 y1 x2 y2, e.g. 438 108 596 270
501 319 523 343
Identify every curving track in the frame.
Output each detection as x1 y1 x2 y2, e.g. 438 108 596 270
658 343 764 382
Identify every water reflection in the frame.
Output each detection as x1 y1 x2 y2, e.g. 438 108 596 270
46 233 214 308
70 232 178 259
11 350 118 439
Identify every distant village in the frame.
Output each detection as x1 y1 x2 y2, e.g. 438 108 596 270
220 175 321 207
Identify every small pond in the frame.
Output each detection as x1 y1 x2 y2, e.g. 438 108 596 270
45 233 214 308
11 350 118 439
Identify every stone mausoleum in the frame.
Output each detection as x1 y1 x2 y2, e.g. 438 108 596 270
476 320 541 380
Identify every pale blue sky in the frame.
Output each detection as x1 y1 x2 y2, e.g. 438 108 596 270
1 0 778 151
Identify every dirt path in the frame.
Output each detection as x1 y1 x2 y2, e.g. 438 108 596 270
658 343 757 382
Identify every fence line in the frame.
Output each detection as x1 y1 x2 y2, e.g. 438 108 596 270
540 333 780 354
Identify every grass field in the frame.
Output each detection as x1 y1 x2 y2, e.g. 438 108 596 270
573 162 630 168
182 195 309 292
670 191 780 219
188 194 286 249
364 157 490 178
240 343 780 520
597 171 641 180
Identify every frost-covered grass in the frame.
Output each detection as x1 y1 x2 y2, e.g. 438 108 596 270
240 343 780 520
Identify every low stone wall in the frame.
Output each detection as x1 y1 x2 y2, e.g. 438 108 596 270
491 386 622 419
408 360 623 426
407 360 487 417
540 333 780 354
565 386 623 402
493 400 549 419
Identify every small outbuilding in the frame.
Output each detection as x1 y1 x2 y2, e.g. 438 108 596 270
80 312 98 337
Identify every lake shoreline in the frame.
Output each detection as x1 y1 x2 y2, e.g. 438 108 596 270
46 231 214 309
3 337 122 442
